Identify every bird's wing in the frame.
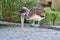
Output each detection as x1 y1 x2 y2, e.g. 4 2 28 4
27 7 38 18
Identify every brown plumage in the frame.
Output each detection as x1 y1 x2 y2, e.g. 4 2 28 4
26 7 45 20
20 9 27 13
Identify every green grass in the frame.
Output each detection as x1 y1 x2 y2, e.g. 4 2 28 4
0 0 60 25
0 7 2 19
41 7 60 25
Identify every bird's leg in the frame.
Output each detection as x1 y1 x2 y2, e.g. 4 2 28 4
21 15 24 32
32 20 35 25
37 21 40 26
31 20 35 26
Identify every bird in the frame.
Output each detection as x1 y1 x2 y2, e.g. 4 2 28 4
20 7 29 31
20 7 45 31
26 7 45 27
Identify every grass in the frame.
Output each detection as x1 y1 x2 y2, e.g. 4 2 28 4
0 6 2 18
41 7 60 25
0 0 60 25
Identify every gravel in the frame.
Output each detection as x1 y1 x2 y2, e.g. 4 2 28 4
0 26 60 40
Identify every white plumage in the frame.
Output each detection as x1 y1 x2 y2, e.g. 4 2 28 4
27 14 45 21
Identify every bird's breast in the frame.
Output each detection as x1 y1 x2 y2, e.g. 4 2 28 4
28 14 45 21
